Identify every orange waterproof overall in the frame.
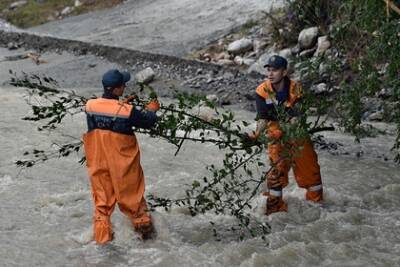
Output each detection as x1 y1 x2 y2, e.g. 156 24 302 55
256 80 323 214
83 98 151 244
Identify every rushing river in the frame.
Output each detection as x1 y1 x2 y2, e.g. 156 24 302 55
0 86 399 267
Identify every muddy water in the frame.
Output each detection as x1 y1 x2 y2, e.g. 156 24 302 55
0 86 399 266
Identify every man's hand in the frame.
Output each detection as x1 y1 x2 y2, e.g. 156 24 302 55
247 131 260 141
145 99 161 112
123 95 137 104
267 128 283 140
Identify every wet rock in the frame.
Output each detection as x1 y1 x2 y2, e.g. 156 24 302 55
279 28 293 44
377 88 393 99
242 58 255 66
61 6 74 16
383 102 399 121
206 77 215 84
253 39 269 54
362 97 382 114
216 59 235 66
9 1 27 10
227 38 253 55
319 62 328 76
135 67 155 84
195 82 202 88
377 63 389 75
217 88 226 94
47 14 56 22
215 52 231 60
278 48 292 60
291 45 301 55
234 55 244 65
312 83 329 94
74 0 82 7
299 48 316 58
245 51 257 58
201 53 212 62
315 36 331 56
196 105 217 122
247 50 275 75
206 94 219 102
368 110 384 121
220 93 232 105
222 71 235 79
309 107 318 115
7 42 19 50
298 27 319 50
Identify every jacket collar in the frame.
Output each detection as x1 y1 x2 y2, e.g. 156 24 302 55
102 90 119 100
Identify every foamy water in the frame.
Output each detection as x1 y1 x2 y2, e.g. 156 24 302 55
1 87 399 266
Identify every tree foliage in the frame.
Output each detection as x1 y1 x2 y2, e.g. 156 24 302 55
10 70 333 240
281 0 400 161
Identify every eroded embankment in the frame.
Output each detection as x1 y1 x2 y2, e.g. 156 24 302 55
0 30 263 106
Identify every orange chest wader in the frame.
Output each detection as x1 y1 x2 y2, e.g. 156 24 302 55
255 80 323 215
83 98 152 244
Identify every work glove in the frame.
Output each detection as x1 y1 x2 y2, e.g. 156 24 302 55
240 132 260 152
267 128 283 140
247 131 260 141
145 99 160 112
123 95 137 104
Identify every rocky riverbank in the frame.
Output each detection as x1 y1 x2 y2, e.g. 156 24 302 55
190 8 399 123
0 29 266 111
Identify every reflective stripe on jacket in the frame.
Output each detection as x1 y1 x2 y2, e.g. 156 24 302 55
255 79 302 108
85 98 157 135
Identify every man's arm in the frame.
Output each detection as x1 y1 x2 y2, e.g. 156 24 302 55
249 94 275 139
255 94 277 121
128 99 160 129
251 94 284 140
129 108 158 129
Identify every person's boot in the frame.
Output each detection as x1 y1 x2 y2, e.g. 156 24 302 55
305 184 323 202
134 221 156 240
265 195 287 215
93 215 113 244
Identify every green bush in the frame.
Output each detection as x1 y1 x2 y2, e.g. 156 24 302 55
289 0 400 160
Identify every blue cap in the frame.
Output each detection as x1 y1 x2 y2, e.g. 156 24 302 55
264 55 288 69
102 69 131 89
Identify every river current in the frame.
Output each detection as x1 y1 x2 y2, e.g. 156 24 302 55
0 86 399 266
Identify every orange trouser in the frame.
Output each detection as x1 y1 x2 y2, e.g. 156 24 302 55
83 129 152 244
266 138 323 214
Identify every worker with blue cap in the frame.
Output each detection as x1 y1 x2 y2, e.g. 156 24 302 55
83 69 160 243
249 55 323 215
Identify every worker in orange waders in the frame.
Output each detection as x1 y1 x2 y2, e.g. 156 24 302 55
248 55 323 215
83 69 160 243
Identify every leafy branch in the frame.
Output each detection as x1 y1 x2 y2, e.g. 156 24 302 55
11 72 332 240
